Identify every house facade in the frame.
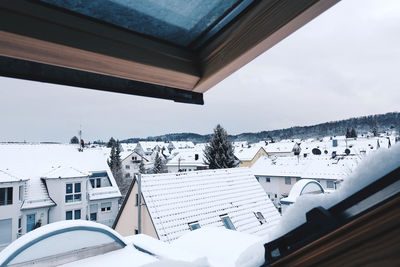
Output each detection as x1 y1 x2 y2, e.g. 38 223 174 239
0 144 121 249
165 148 208 172
251 155 360 210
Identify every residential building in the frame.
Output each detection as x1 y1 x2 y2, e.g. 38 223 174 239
113 168 281 243
235 146 268 167
165 148 208 172
0 144 121 249
167 141 195 153
121 151 149 179
0 170 28 250
251 155 359 210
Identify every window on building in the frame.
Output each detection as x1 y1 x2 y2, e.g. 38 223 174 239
266 177 271 182
74 209 81 219
19 185 24 201
220 214 236 230
188 221 201 231
90 178 101 188
66 209 81 220
285 177 291 185
89 204 98 221
0 187 13 205
18 217 22 236
90 212 97 221
0 219 12 245
254 212 267 225
327 180 334 189
65 183 81 203
101 202 111 212
135 194 138 206
275 194 277 198
66 211 73 220
125 165 130 169
125 173 131 178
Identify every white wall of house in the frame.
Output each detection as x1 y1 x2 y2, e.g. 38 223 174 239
0 181 25 249
20 206 50 233
46 177 89 222
166 165 200 173
88 198 119 227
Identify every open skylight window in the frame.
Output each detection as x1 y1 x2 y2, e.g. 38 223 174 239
39 0 255 48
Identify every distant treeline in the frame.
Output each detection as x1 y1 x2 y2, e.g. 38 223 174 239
122 112 400 144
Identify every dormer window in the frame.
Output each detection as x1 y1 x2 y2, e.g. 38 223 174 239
90 178 101 188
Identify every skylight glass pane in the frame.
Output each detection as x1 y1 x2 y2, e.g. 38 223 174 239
40 0 253 47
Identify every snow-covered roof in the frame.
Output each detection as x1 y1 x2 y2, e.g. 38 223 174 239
0 169 25 183
263 142 295 153
1 219 266 266
140 168 281 243
265 143 400 242
120 143 137 152
137 142 169 152
89 187 121 201
42 166 89 179
234 146 266 161
169 141 195 149
166 149 207 167
251 155 359 180
0 144 120 209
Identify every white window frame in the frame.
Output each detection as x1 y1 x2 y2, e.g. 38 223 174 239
65 182 81 203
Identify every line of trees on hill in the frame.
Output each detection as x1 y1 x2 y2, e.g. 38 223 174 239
121 112 399 144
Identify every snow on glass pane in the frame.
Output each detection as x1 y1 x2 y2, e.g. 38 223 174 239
9 230 119 265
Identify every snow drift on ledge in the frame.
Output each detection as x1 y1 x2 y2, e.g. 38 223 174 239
265 143 400 242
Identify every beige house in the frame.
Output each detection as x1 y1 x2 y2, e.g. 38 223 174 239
235 146 268 167
113 168 281 243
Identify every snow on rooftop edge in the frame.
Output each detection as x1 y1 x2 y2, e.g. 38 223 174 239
265 143 400 242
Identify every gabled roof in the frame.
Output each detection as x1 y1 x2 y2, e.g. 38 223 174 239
264 142 295 153
42 166 89 179
140 168 281 243
235 146 266 161
251 155 359 180
166 149 207 167
0 169 25 183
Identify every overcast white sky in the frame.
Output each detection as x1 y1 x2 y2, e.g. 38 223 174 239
0 0 399 143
